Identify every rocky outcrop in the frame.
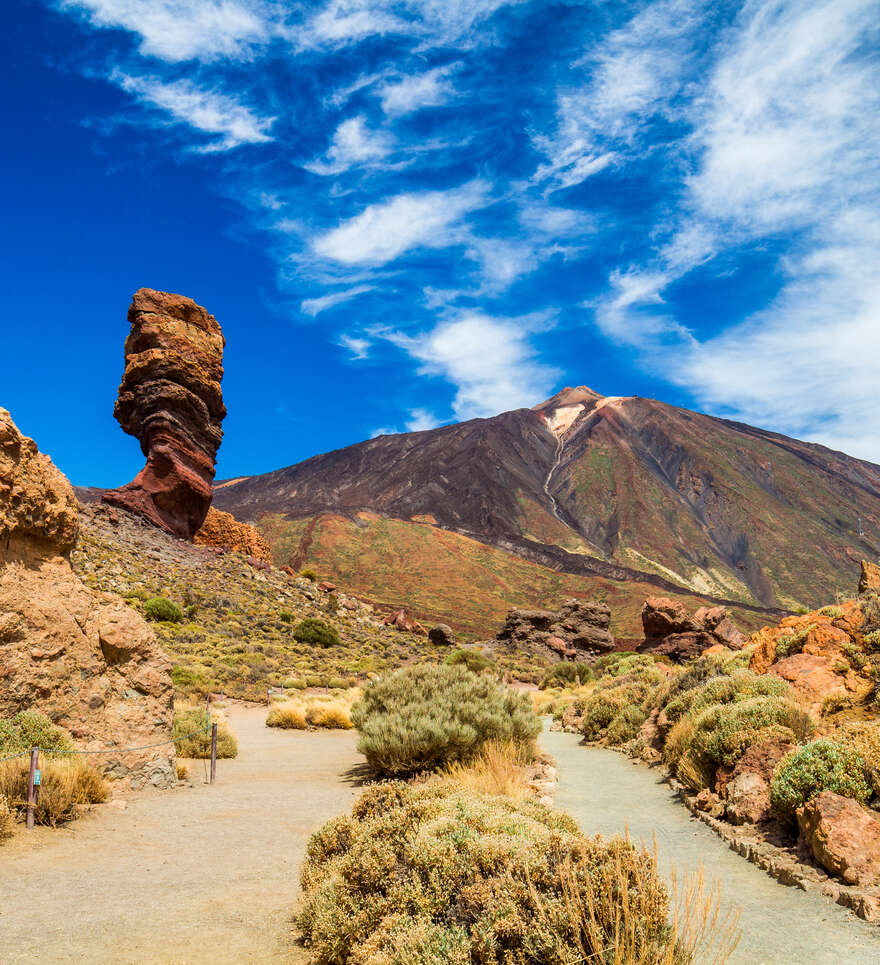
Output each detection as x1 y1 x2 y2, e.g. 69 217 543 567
428 624 456 647
193 507 271 562
0 409 174 787
797 791 880 887
859 560 880 597
637 597 745 661
492 599 614 661
748 599 871 713
383 608 427 636
717 740 793 825
103 288 226 540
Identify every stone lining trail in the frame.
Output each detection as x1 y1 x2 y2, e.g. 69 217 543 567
543 729 880 965
0 705 362 964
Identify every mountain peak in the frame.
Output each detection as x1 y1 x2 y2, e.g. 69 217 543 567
533 386 603 412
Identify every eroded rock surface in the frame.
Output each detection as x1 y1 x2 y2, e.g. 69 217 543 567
103 288 226 540
638 597 745 661
859 560 880 597
492 599 614 661
797 791 880 887
194 507 271 562
0 409 174 787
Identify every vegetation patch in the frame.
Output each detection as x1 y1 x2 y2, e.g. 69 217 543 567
291 617 341 648
0 758 107 827
770 740 871 821
351 664 540 777
445 648 494 673
144 596 184 623
173 707 238 759
0 710 74 755
774 625 814 660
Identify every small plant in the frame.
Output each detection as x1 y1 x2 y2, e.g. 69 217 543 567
279 611 294 623
267 707 307 729
445 648 494 673
770 740 871 821
861 592 880 631
143 596 184 623
0 758 107 826
292 618 341 648
176 761 189 781
793 605 810 615
0 796 13 842
171 666 205 691
305 703 353 729
172 708 238 759
606 705 647 746
351 664 540 776
863 629 880 654
818 605 843 618
836 722 880 795
540 662 594 689
300 568 318 582
821 692 852 715
774 625 814 660
0 710 74 755
842 642 868 669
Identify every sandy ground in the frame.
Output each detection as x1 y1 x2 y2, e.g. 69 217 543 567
543 729 880 965
0 705 363 964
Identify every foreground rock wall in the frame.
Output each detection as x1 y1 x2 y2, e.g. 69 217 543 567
103 288 226 540
0 408 174 787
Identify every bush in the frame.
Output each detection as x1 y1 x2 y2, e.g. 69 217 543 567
144 596 184 623
171 666 206 691
580 668 663 743
862 592 880 631
863 629 880 654
267 707 307 729
292 618 341 648
351 664 540 777
540 662 594 689
834 722 880 796
0 758 107 826
279 611 294 623
771 740 871 821
664 670 790 727
0 710 74 755
818 606 843 618
173 708 238 759
0 796 13 842
306 703 353 729
592 652 654 678
774 625 814 659
445 649 494 673
301 568 318 582
298 782 678 965
689 696 814 769
606 705 647 746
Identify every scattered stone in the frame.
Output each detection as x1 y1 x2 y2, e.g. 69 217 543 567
103 288 226 540
721 740 793 825
194 507 271 562
797 791 880 887
428 624 456 647
694 789 725 819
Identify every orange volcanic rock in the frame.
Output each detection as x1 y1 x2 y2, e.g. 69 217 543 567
0 409 174 786
859 560 880 596
638 597 746 661
798 791 880 887
194 507 271 563
103 288 226 540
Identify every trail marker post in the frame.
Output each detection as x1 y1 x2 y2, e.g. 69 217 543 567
26 748 39 830
210 723 218 785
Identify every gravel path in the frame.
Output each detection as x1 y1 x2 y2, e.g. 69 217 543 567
543 729 880 965
0 705 362 964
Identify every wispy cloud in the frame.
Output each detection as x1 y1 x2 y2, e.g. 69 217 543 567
405 408 444 431
302 285 376 317
378 65 457 116
113 72 275 150
311 182 488 266
384 311 559 420
60 0 275 62
338 332 372 358
305 115 393 174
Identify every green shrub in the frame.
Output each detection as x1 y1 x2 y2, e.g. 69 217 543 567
173 708 238 759
298 782 676 965
292 618 341 648
592 652 654 678
771 740 871 820
0 710 74 755
540 662 594 689
580 668 663 743
301 568 318 582
774 625 814 660
144 596 184 623
690 696 814 769
836 722 880 795
279 611 294 623
863 630 880 654
171 666 206 691
818 605 843 618
284 677 308 690
326 676 350 690
657 655 726 710
861 592 880 631
606 705 647 746
351 664 540 776
445 648 494 673
842 642 868 669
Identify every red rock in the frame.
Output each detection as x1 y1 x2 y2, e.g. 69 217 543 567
280 565 296 577
194 507 271 562
103 288 226 540
246 555 271 571
639 598 745 661
694 789 724 818
797 791 880 886
721 740 792 824
859 560 880 596
316 581 337 593
383 608 428 636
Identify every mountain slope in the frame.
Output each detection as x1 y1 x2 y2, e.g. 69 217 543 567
213 388 880 635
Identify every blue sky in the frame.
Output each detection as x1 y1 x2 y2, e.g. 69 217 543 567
3 0 878 486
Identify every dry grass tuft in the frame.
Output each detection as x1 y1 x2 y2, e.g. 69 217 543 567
440 740 532 800
0 796 13 843
306 703 353 729
0 758 108 827
266 688 360 731
267 706 308 729
176 761 189 781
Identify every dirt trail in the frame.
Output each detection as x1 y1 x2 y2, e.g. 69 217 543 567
543 729 880 965
0 705 362 964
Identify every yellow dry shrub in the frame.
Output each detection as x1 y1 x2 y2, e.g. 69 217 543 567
0 796 13 842
836 722 880 795
306 702 353 729
0 758 108 827
267 706 308 729
440 741 532 800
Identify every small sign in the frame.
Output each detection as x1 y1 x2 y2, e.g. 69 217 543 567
33 770 41 786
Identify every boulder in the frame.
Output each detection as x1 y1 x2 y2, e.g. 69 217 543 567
103 288 226 540
797 791 880 886
316 581 337 593
859 560 880 597
493 599 613 660
428 624 456 647
639 597 745 662
0 409 174 787
194 507 271 562
719 740 792 825
383 608 427 636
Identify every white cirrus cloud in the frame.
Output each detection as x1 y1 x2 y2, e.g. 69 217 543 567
302 285 376 317
378 65 458 116
311 181 488 266
384 311 559 420
113 72 275 150
338 333 372 359
60 0 274 62
305 116 393 175
405 408 444 431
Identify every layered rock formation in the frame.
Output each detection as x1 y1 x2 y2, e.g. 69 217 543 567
859 560 880 597
194 507 271 563
492 600 614 661
637 597 746 661
0 409 174 787
103 288 226 540
798 791 880 887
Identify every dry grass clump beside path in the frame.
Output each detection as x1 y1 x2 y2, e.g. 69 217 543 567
266 688 360 730
173 706 238 759
0 758 108 828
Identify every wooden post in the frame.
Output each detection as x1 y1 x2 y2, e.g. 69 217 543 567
210 723 218 785
26 748 38 830
267 687 271 706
